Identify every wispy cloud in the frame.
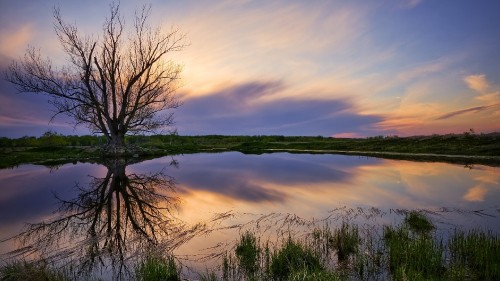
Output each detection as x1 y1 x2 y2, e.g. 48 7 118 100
0 24 33 58
407 0 423 8
396 58 452 82
435 103 500 120
464 74 489 93
395 0 423 9
176 1 369 96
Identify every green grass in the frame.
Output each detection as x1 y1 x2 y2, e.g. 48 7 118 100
448 230 500 280
270 239 324 281
0 260 69 281
198 270 219 281
135 254 180 281
235 231 260 279
287 268 342 281
384 225 445 280
405 211 435 234
0 146 99 169
332 222 360 263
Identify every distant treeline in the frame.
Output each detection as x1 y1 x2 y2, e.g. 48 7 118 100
0 131 108 147
0 132 324 148
1 131 499 156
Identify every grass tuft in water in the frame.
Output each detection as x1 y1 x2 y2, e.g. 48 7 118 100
448 229 500 280
135 254 180 281
332 222 360 263
235 231 260 279
270 238 323 281
405 211 434 234
288 268 342 281
199 270 219 281
384 224 444 280
0 260 69 281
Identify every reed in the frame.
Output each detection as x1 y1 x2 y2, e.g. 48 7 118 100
135 254 180 281
235 231 261 279
269 238 323 281
384 225 445 279
448 229 500 280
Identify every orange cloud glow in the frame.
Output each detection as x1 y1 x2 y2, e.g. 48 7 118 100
464 74 489 93
0 24 33 58
463 186 488 202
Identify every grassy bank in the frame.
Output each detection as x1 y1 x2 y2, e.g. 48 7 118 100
1 132 499 168
2 211 499 280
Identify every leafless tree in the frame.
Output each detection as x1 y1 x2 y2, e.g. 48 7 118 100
6 3 186 153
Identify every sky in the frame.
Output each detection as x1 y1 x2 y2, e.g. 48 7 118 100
1 0 500 138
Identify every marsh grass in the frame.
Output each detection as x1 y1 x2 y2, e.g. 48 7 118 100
332 222 360 263
269 238 323 281
135 254 180 281
405 211 434 234
381 210 447 279
235 231 260 279
287 268 342 281
384 225 445 279
0 260 69 281
3 210 499 280
448 230 500 280
199 270 219 281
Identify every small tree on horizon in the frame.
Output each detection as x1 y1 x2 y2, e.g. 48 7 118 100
6 3 186 154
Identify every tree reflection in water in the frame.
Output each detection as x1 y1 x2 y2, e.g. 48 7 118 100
11 158 196 279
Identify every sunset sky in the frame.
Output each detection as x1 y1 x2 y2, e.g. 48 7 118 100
1 0 500 137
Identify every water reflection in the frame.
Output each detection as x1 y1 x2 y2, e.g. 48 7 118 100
8 158 183 278
1 153 499 279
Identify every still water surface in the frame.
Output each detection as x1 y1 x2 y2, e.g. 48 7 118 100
0 152 499 277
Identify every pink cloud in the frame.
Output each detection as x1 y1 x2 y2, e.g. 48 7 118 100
331 132 365 138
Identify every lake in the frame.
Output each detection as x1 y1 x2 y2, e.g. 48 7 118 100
1 152 499 279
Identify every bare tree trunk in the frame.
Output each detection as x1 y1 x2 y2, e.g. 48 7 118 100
106 131 126 155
